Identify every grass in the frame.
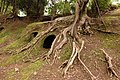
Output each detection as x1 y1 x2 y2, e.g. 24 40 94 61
6 60 44 80
0 36 8 44
21 60 44 80
101 34 120 49
0 52 25 66
6 69 16 80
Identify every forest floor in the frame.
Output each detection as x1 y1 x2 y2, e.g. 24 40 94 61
0 8 120 80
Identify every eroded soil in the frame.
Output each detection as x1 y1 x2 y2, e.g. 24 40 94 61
0 8 120 80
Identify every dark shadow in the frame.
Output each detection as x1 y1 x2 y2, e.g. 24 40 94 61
32 32 38 37
43 35 56 48
27 32 38 42
0 27 4 31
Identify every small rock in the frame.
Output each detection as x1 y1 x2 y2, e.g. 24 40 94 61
33 72 37 75
15 68 19 72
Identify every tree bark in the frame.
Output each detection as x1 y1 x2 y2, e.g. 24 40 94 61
12 0 18 17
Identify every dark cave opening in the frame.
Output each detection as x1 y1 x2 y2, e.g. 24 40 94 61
27 32 38 42
43 35 56 48
32 32 38 37
0 27 4 31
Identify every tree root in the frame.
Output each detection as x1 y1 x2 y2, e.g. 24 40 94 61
78 41 96 80
63 41 78 75
101 49 119 79
10 21 58 54
61 40 96 80
10 0 99 79
93 28 120 35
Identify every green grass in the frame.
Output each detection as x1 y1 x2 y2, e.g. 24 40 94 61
6 60 44 80
6 69 16 80
102 34 120 49
0 36 8 44
0 52 25 66
21 60 44 80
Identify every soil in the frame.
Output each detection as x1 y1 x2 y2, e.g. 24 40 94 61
0 8 120 80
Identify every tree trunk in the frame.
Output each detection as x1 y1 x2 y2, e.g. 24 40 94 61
12 0 18 17
27 0 31 16
1 0 5 13
4 1 10 13
12 0 95 78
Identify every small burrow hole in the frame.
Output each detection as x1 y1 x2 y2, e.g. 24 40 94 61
28 32 38 42
43 35 56 48
32 32 38 37
0 27 4 31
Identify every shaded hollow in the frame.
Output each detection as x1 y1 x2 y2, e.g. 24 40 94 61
43 35 56 48
32 32 38 37
0 27 4 31
28 32 38 42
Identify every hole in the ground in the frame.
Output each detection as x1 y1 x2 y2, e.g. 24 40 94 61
0 27 4 31
43 35 56 48
27 32 38 42
32 32 38 37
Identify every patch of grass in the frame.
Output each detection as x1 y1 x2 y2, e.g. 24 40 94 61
0 26 25 48
4 39 27 51
21 22 46 35
0 30 12 38
0 52 25 66
27 22 46 27
60 47 72 61
92 49 104 59
0 36 8 44
6 69 16 80
21 60 44 80
102 34 120 49
5 60 44 80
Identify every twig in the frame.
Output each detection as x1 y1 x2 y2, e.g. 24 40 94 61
101 49 119 79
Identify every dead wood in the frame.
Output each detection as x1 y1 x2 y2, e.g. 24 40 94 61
101 49 119 79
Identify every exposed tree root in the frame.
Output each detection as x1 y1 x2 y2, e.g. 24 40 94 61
101 49 119 79
10 0 98 79
93 28 120 35
61 40 96 80
63 41 78 75
78 41 96 80
10 21 57 54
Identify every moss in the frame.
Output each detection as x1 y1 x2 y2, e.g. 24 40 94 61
4 39 27 51
101 34 120 49
60 42 72 61
6 69 16 80
0 52 25 66
0 36 8 44
92 49 104 59
0 27 25 49
5 60 44 80
21 60 44 80
20 22 48 39
60 48 72 61
27 22 47 27
0 30 12 38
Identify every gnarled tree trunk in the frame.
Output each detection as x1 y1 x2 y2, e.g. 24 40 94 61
11 0 95 79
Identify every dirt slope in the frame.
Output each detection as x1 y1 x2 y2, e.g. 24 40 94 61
0 8 120 80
